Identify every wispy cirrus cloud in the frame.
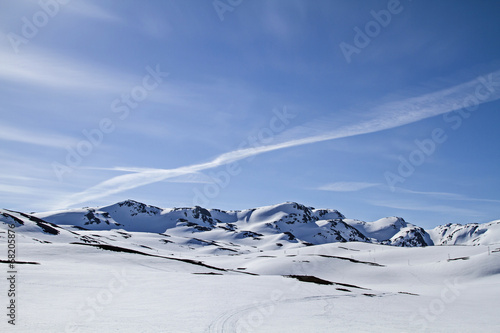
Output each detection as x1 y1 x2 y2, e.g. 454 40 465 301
393 187 500 204
0 122 76 148
369 199 481 217
317 182 380 192
57 70 500 209
0 47 132 93
65 1 123 22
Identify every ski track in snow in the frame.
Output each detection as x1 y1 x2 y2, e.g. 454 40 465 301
206 294 355 333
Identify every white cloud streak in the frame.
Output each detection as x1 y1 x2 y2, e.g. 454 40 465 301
0 48 132 92
318 182 380 192
394 187 500 204
65 1 123 22
0 123 76 148
85 167 214 184
58 70 500 209
369 200 480 217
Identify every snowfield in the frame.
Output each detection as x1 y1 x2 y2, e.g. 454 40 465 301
1 201 499 332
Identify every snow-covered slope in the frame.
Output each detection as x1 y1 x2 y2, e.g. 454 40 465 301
429 220 500 246
0 209 79 242
343 216 433 246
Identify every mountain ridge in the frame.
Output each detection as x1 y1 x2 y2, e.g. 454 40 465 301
2 199 494 249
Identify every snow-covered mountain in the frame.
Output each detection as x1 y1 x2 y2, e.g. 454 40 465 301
428 220 500 246
1 199 495 250
29 200 416 249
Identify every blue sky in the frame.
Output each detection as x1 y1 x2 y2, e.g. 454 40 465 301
1 0 500 228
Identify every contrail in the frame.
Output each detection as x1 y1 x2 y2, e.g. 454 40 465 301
58 70 500 209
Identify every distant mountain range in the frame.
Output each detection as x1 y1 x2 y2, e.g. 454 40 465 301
1 200 499 252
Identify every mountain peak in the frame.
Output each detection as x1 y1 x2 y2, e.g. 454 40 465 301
116 199 147 207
